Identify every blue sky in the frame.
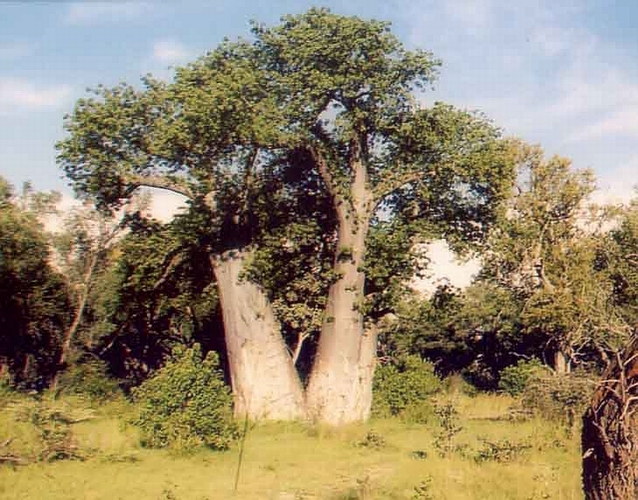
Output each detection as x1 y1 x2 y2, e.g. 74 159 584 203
1 0 637 203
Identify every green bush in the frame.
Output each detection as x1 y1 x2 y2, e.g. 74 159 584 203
522 372 593 428
131 344 237 451
498 358 547 396
474 437 531 463
56 358 120 401
433 401 465 457
12 397 90 462
372 355 441 418
353 430 387 450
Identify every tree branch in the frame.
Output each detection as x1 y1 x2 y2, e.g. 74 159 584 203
153 246 188 290
123 174 195 200
307 143 346 218
372 168 422 209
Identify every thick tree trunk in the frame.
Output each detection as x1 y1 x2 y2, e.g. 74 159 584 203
582 337 638 499
306 217 377 424
305 136 378 425
212 250 306 421
553 349 571 375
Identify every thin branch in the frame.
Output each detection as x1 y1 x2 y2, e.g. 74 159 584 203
372 168 422 209
153 247 188 290
291 331 309 366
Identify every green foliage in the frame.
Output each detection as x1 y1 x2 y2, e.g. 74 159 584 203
353 430 386 450
400 400 436 425
131 344 237 451
55 358 120 401
498 358 547 396
474 437 531 463
0 177 69 388
92 220 222 387
432 401 464 457
604 200 638 341
372 356 441 418
378 287 468 374
522 372 593 428
479 143 621 371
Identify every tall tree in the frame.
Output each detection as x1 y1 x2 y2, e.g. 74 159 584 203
56 53 311 419
481 143 624 373
57 9 515 424
0 178 69 387
252 10 515 423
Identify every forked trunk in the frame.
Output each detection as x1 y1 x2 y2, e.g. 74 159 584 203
582 337 638 499
306 219 377 424
212 250 306 420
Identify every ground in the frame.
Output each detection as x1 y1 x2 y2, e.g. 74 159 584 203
0 393 582 500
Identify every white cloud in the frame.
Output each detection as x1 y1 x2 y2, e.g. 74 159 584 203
140 188 188 222
152 39 191 65
569 107 638 142
443 0 494 35
0 78 71 111
65 2 153 25
411 241 480 295
593 156 638 206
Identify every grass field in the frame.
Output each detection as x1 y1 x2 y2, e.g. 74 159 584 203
0 392 583 499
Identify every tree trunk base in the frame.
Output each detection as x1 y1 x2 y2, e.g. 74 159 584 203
213 250 306 421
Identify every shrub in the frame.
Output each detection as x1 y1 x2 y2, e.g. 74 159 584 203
522 372 593 429
498 358 547 396
474 437 531 463
433 401 464 457
56 358 120 401
13 398 89 462
353 430 386 450
372 355 441 418
131 344 237 451
401 400 435 424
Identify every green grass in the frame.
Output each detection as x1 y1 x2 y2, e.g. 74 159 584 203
0 392 584 499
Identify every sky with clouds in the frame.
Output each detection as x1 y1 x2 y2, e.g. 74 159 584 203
1 0 637 204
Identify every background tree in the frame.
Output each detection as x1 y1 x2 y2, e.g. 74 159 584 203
0 177 69 388
49 201 139 389
91 214 224 389
582 198 638 499
480 143 622 374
